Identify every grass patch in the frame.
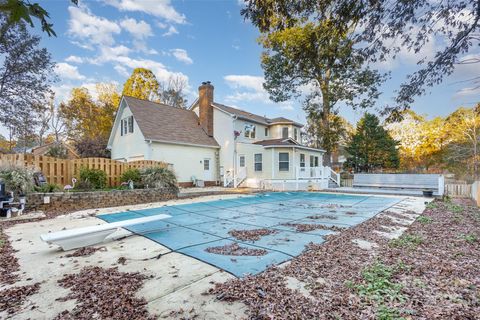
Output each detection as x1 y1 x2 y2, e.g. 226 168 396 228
425 202 438 210
348 262 405 319
389 234 423 249
416 216 433 224
460 233 478 244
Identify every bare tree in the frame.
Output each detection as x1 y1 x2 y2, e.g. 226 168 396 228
158 75 188 108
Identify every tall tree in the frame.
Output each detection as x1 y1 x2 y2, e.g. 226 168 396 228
241 0 480 116
444 107 480 179
122 68 160 101
242 3 384 165
0 16 55 142
344 113 399 173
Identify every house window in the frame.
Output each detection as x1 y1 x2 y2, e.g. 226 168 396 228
239 155 245 167
128 116 134 133
264 127 269 137
315 156 319 167
279 152 289 171
121 116 134 136
300 154 305 168
310 155 314 167
204 159 210 170
254 153 262 171
282 127 289 138
294 128 298 141
244 124 256 139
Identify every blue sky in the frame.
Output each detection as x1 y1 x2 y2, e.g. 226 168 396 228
2 0 480 137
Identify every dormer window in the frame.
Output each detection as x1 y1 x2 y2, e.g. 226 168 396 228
244 124 256 139
282 127 289 139
294 128 298 141
264 127 269 137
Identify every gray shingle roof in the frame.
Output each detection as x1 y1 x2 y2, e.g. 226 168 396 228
213 103 303 127
124 96 219 148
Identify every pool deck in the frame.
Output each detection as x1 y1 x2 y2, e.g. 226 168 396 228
1 191 430 319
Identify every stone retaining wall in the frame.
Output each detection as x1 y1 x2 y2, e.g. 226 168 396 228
27 188 178 214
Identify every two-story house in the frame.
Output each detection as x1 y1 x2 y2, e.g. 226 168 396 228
107 82 339 190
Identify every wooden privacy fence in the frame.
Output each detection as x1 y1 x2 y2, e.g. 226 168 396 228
445 183 472 198
0 154 169 187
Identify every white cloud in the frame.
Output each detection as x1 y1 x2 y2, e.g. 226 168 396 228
65 55 84 63
163 25 179 37
170 49 193 64
224 75 271 104
55 62 86 81
225 75 265 92
114 65 130 77
224 75 297 112
120 18 153 39
68 5 121 46
103 0 186 24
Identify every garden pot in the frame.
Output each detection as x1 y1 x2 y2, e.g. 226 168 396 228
422 190 434 197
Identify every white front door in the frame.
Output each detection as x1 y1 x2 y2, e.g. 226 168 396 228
238 155 245 172
203 158 213 181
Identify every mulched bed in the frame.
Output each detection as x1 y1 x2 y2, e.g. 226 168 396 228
306 214 338 220
228 229 278 241
54 266 156 320
205 243 268 256
0 283 41 315
209 199 480 319
281 222 346 232
64 246 106 258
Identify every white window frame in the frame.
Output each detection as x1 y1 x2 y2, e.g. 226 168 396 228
279 152 289 171
264 127 269 137
300 154 305 169
282 127 289 139
254 153 262 172
244 124 256 139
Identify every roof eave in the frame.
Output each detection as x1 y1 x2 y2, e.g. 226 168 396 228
147 138 220 149
262 145 326 152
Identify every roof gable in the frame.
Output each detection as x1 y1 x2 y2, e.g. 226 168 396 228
111 96 219 148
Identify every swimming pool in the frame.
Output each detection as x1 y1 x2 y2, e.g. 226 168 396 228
98 192 403 277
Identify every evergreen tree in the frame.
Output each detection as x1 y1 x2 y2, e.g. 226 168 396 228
344 113 399 173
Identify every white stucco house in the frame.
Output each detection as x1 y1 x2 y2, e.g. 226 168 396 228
107 82 339 189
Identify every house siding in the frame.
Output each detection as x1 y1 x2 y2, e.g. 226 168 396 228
110 102 149 161
149 142 218 183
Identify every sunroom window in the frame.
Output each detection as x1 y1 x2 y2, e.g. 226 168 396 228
279 152 289 171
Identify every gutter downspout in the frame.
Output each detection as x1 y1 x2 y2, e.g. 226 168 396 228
146 140 152 160
233 115 238 187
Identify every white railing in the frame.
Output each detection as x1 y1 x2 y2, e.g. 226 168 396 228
223 170 234 187
296 166 324 179
235 167 247 187
326 166 340 186
295 166 340 186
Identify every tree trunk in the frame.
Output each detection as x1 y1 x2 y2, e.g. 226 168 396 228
320 73 331 167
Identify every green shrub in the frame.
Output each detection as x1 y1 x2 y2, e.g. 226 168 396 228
120 168 142 183
45 144 68 159
77 167 107 190
140 167 178 191
0 164 35 196
34 183 61 193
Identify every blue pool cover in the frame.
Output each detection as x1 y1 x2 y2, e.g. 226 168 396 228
98 192 403 277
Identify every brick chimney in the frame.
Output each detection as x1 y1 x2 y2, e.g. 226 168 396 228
198 81 214 137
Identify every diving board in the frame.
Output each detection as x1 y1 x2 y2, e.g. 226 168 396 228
40 214 171 251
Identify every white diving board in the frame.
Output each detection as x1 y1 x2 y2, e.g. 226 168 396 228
40 214 171 251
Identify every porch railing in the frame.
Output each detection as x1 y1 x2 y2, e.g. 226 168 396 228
295 166 341 186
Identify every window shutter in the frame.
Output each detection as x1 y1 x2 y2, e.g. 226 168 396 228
128 116 134 133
